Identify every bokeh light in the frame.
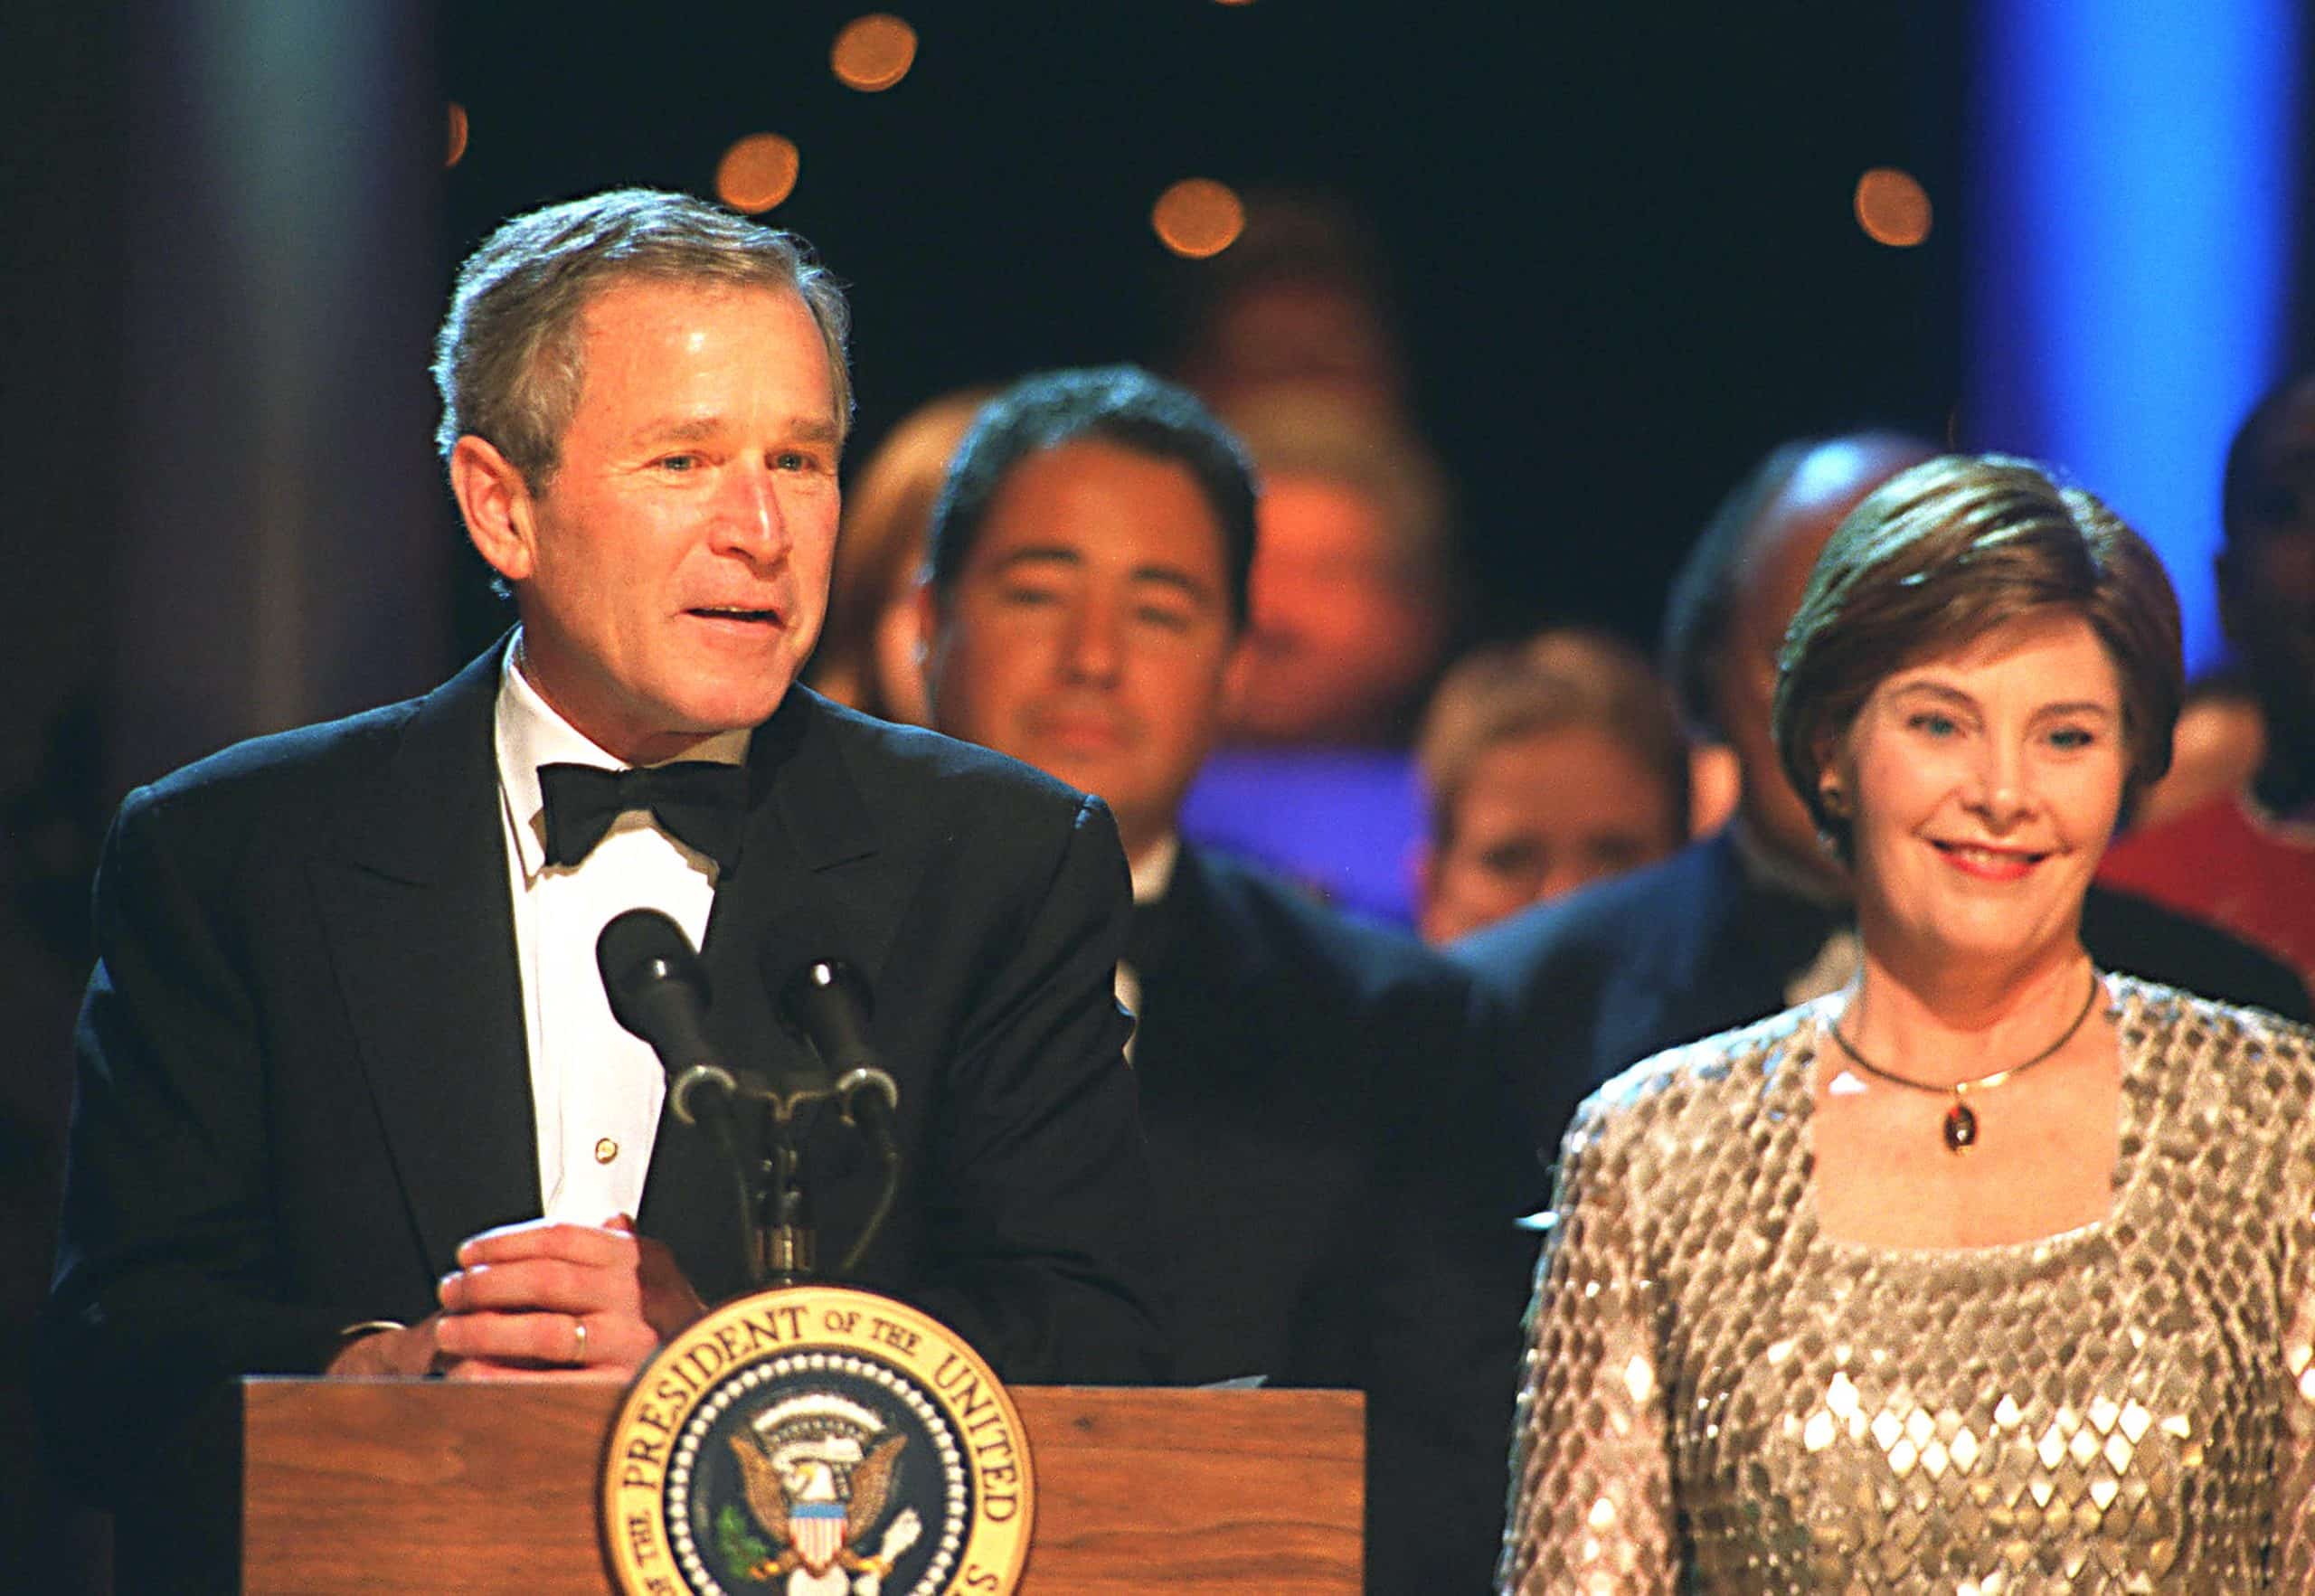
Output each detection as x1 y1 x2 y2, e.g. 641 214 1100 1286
1152 178 1246 259
833 14 918 92
1854 166 1932 248
446 103 468 169
717 134 801 213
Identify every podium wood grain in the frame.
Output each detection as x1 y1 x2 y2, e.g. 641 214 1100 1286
241 1380 1362 1592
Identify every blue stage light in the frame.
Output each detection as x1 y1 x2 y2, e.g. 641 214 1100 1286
1966 0 2303 673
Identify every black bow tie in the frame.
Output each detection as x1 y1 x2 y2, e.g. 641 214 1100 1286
536 760 749 873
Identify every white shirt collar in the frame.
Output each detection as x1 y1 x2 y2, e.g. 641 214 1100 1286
1129 833 1181 906
493 630 751 880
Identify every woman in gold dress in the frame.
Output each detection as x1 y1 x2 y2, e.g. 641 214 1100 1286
1503 455 2315 1593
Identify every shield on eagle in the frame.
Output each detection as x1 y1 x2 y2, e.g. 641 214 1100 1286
789 1500 846 1575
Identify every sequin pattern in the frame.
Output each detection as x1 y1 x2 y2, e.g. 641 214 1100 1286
1504 977 2315 1594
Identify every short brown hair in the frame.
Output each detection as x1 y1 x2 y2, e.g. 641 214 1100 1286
1419 628 1690 848
432 188 851 490
1772 454 2182 856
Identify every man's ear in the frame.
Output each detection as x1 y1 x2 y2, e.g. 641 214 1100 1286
911 578 945 707
1218 628 1256 721
449 435 540 586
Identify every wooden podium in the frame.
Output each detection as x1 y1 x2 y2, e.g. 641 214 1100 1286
239 1380 1363 1593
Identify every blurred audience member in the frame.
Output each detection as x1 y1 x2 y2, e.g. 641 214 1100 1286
1218 387 1460 748
918 364 1506 1592
1414 628 1687 944
1167 191 1408 417
1660 433 1941 902
806 389 987 725
2100 372 2315 987
2131 675 2265 829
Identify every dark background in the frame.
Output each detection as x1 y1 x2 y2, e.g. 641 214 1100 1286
7 3 2301 1586
438 3 1961 651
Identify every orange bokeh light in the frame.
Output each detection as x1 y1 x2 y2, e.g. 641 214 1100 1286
717 134 801 213
1152 178 1245 260
833 14 918 92
1855 166 1932 248
446 103 469 169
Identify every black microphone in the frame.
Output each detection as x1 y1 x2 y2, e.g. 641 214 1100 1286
597 909 766 1284
595 908 735 1130
775 957 903 1276
776 958 900 1122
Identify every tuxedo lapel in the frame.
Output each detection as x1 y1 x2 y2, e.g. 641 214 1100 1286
639 689 899 1298
315 644 541 1273
1149 846 1277 991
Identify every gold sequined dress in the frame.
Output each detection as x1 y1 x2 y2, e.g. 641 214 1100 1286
1505 977 2315 1594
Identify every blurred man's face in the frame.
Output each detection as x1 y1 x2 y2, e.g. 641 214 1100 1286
2223 378 2315 746
922 439 1243 864
1718 440 1933 884
1186 280 1403 414
1418 724 1683 944
1225 473 1444 746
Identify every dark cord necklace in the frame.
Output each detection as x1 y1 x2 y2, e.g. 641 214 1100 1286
1827 967 2103 1154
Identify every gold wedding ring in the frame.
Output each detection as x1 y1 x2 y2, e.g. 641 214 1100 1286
572 1315 589 1365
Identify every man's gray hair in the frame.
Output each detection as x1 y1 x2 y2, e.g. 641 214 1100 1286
431 187 852 489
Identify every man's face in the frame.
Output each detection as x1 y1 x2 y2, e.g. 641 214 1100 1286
461 278 842 764
1225 473 1444 746
922 439 1243 863
1418 724 1683 944
1718 440 1933 883
2223 379 2315 741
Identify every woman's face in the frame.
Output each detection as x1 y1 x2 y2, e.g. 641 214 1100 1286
1828 609 2129 976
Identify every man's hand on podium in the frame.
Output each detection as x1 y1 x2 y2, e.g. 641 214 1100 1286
323 1314 445 1377
328 1215 708 1378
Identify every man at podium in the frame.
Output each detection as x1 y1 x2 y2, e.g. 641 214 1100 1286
38 190 1168 1523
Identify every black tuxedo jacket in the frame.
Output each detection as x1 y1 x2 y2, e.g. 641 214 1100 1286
41 646 1167 1502
1129 844 1516 1594
1128 843 1479 1387
1456 827 2315 1196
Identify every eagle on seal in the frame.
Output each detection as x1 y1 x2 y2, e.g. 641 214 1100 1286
727 1431 910 1587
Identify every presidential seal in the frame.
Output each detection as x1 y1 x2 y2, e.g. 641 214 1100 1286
602 1286 1034 1595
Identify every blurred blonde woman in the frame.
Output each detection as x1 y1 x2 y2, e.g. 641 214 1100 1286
808 389 989 724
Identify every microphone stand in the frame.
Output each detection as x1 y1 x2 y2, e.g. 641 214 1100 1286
831 1072 902 1278
707 1063 899 1289
752 1091 820 1288
600 912 902 1293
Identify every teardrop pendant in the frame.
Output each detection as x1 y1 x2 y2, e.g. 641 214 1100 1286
1942 1100 1979 1154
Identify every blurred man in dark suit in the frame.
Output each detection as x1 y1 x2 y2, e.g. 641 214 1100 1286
41 192 1166 1584
919 365 1510 1592
2101 372 2315 988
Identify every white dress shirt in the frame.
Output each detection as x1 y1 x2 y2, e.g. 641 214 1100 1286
492 639 749 1223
